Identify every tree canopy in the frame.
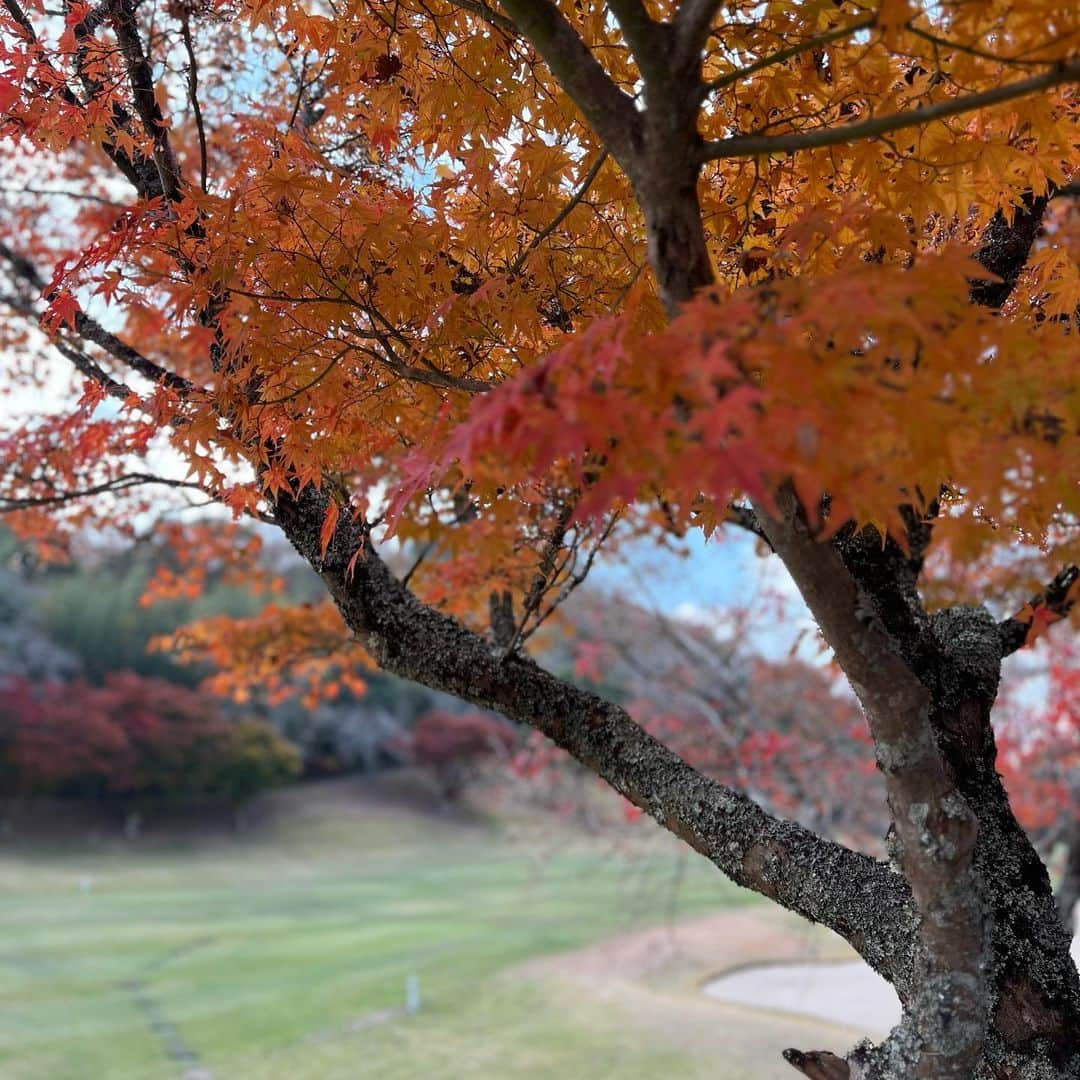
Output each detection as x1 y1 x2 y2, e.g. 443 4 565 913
1 0 1079 1074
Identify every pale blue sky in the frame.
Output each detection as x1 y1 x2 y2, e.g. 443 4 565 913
594 529 760 610
593 529 821 661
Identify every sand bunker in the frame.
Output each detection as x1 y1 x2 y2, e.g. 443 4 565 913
703 959 900 1034
704 932 1080 1034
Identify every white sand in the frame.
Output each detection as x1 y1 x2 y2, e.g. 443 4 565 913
703 934 1080 1034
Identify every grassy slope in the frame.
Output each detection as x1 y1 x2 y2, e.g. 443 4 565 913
0 776 752 1079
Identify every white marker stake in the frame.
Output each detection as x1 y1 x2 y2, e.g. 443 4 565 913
405 974 421 1015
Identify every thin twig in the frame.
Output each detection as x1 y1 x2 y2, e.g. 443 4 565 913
179 13 208 193
0 473 210 512
701 15 877 100
509 151 608 277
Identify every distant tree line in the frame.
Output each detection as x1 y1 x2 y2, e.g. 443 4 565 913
0 529 475 809
0 672 300 807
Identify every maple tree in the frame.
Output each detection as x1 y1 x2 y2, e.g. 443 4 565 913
996 637 1080 929
511 592 889 842
1 0 1079 1071
400 706 515 801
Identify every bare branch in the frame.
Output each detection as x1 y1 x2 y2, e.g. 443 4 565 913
699 61 1080 162
504 496 575 654
905 23 1072 70
724 502 774 548
0 473 210 513
0 185 126 208
52 340 133 401
783 1048 851 1079
519 511 620 645
179 12 208 193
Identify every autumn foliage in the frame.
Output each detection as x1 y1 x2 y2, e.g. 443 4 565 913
0 671 300 803
399 707 515 801
2 0 1080 1069
0 0 1076 618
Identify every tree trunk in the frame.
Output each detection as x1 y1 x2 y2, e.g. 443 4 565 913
922 628 1080 1077
618 79 1080 1070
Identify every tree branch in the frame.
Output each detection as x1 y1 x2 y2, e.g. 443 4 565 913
495 0 642 168
724 502 774 548
447 0 518 36
0 242 198 395
52 340 133 400
699 15 877 101
783 1049 851 1079
699 61 1080 162
509 150 608 276
672 0 722 73
179 12 208 193
0 185 125 208
608 0 671 90
0 473 210 512
998 564 1080 655
272 481 918 991
109 0 183 201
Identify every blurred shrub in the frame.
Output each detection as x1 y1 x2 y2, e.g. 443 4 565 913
397 709 516 802
0 565 81 684
268 696 408 776
0 671 300 805
204 719 304 804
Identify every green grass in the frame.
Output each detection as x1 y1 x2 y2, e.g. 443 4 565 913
0 780 749 1078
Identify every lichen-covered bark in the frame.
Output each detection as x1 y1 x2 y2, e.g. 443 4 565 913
757 498 988 1078
271 488 917 987
920 607 1080 1077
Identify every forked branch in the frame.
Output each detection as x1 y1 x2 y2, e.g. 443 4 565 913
271 481 919 993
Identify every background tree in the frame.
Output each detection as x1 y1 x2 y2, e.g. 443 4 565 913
0 531 82 682
399 706 516 803
997 637 1080 928
522 591 887 846
0 671 301 808
1 0 1079 1074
